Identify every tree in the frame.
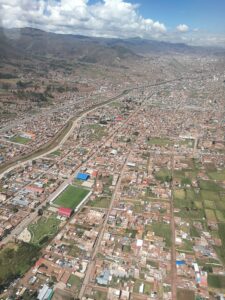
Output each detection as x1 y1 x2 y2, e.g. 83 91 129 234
12 207 18 213
37 208 43 216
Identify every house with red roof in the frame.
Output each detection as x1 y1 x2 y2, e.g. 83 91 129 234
58 207 72 218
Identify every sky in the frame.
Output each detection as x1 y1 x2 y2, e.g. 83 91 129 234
0 0 225 46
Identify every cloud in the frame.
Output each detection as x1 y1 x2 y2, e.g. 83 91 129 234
176 24 189 33
0 0 167 38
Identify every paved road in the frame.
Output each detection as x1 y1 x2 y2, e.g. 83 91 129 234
78 107 143 299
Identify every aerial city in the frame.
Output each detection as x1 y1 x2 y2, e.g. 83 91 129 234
0 0 225 299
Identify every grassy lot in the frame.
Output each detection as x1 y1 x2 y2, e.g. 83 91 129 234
177 288 195 300
108 101 122 108
208 274 225 289
28 216 60 246
0 242 40 289
87 124 107 140
148 137 173 146
190 225 200 238
151 222 172 247
133 280 153 295
179 139 194 148
92 290 108 300
10 135 31 144
49 150 61 156
67 274 82 289
178 239 194 253
53 185 89 209
87 197 111 208
155 168 171 183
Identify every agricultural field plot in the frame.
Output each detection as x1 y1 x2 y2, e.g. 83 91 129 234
205 209 217 222
207 168 225 181
200 190 221 202
214 223 225 264
10 135 31 144
204 200 215 209
215 210 225 222
199 180 223 192
28 216 60 245
174 189 186 201
177 288 195 300
53 185 90 209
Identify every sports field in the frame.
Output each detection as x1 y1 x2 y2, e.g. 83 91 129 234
53 185 89 209
10 135 31 144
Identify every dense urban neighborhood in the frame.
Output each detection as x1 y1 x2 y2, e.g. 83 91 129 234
0 26 225 300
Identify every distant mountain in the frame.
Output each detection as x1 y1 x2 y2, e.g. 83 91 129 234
0 27 140 65
0 27 224 64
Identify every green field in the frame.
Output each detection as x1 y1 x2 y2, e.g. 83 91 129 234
174 189 186 201
10 135 31 144
155 168 171 183
151 222 172 247
207 169 225 181
88 197 111 208
148 137 173 146
199 180 222 192
179 139 194 148
49 150 61 156
91 290 108 300
201 190 220 202
67 274 82 288
87 124 106 140
208 274 225 289
133 280 153 295
28 216 60 245
215 210 225 222
214 223 225 264
205 209 217 222
204 200 215 209
53 185 89 209
0 242 40 289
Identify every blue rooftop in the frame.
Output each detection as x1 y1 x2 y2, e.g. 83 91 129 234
76 173 90 181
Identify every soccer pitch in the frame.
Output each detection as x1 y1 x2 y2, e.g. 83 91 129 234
53 185 90 209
